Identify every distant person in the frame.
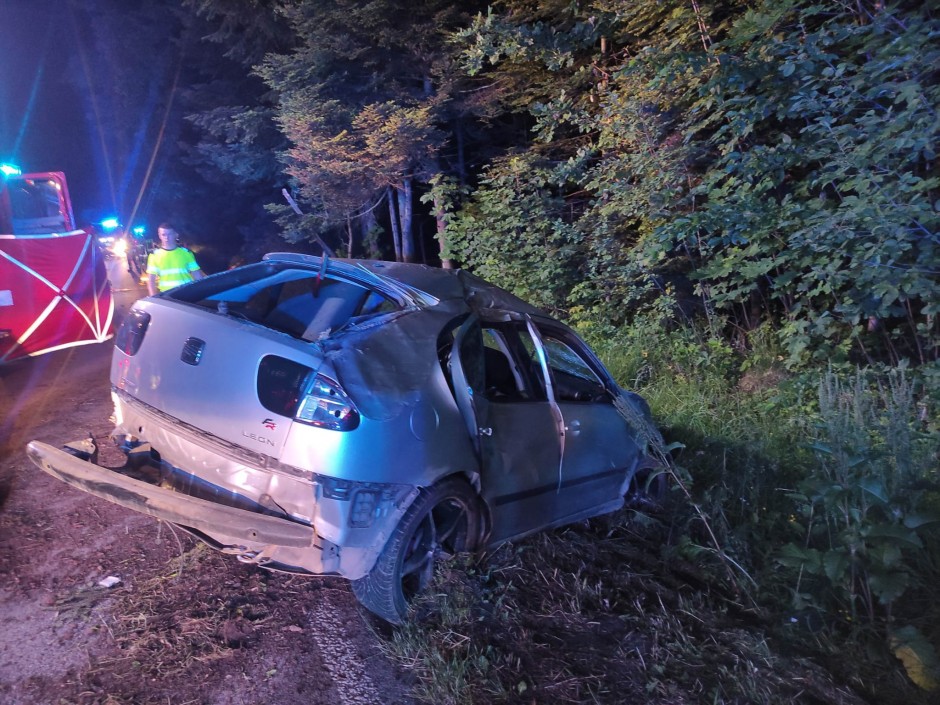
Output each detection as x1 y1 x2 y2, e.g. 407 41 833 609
125 231 145 281
146 223 205 295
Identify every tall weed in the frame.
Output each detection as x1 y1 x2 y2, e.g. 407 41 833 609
777 369 940 625
586 318 940 685
580 316 811 555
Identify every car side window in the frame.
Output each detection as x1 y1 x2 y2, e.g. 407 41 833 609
442 320 549 403
359 290 398 316
480 328 529 401
497 323 548 402
172 263 401 339
538 332 609 403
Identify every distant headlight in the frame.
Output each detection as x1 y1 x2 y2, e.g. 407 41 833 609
111 238 128 256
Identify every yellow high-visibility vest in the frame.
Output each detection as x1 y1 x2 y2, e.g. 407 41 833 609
146 247 200 291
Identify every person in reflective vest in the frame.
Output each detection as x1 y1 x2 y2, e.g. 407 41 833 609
146 223 205 295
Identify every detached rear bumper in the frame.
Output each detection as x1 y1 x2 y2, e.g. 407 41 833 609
26 440 316 549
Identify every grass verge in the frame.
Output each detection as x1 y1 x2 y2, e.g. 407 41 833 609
381 321 940 704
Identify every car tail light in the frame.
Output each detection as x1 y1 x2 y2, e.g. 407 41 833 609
258 356 360 431
115 308 151 355
296 374 360 431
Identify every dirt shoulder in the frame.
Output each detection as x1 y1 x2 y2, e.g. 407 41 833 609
0 339 414 705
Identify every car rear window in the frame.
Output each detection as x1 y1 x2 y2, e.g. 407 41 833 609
257 355 312 417
167 262 399 341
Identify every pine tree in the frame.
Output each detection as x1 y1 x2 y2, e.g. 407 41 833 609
254 0 489 262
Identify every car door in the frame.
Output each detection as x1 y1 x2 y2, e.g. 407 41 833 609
526 319 642 519
449 315 566 544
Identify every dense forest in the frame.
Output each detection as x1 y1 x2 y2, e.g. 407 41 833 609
61 0 937 367
58 0 940 702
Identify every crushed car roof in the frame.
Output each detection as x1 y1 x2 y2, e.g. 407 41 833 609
262 253 543 316
251 254 544 421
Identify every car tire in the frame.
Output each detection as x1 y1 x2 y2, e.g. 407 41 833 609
352 476 480 624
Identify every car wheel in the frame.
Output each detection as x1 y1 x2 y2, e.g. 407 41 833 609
352 477 480 624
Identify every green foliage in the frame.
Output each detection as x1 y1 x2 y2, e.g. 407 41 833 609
186 106 283 185
451 0 706 326
250 0 492 257
777 368 940 626
891 625 940 692
449 0 939 363
657 1 940 364
581 315 815 595
443 153 583 313
183 0 288 64
580 315 940 695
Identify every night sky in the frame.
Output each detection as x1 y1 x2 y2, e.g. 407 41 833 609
1 1 99 219
0 1 191 228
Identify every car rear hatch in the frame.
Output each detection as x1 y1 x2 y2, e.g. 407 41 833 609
114 301 318 457
112 259 404 459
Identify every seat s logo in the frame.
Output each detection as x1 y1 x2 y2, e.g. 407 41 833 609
262 418 277 430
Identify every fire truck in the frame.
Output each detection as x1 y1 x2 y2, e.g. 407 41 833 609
0 165 114 363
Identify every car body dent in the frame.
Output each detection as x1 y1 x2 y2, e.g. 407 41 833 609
447 311 646 545
110 385 427 547
25 431 419 580
27 254 658 613
25 440 317 549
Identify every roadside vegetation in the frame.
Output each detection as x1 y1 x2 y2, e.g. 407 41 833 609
365 1 939 701
381 322 939 704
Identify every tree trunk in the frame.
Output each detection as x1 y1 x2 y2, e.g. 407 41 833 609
345 217 354 258
433 188 453 269
360 204 380 260
398 177 415 263
689 0 718 64
387 187 402 262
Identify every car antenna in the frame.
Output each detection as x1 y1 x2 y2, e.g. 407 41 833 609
281 188 335 258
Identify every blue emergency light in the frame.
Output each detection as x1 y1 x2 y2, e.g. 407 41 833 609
0 163 22 176
101 217 120 230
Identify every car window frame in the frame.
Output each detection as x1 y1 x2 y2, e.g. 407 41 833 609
526 318 616 405
163 261 406 341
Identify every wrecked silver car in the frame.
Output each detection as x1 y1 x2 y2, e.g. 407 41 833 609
27 253 660 623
